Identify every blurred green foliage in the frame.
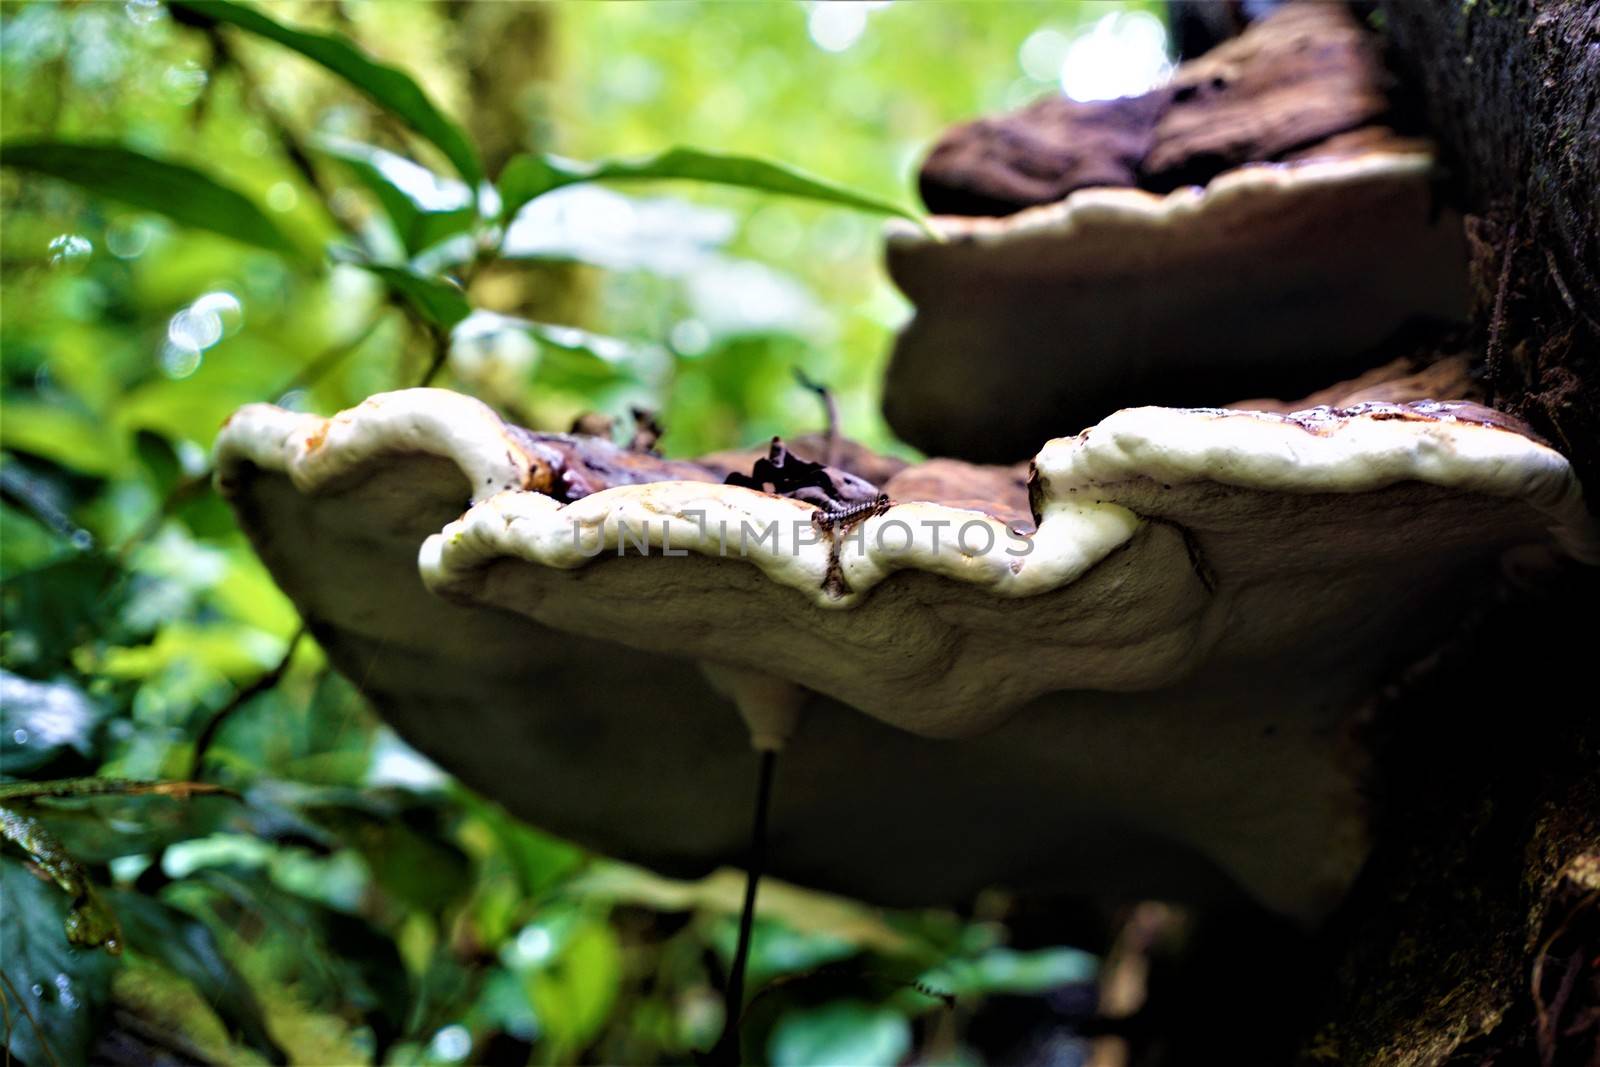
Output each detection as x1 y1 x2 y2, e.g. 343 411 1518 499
1 1 1155 1062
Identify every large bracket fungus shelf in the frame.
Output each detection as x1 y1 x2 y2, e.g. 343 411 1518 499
216 388 1593 923
889 3 1471 462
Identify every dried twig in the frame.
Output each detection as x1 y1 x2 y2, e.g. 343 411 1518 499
793 367 841 468
418 325 452 387
627 407 664 454
0 779 238 804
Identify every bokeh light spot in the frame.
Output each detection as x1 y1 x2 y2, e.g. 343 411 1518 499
1018 27 1072 83
266 181 298 213
808 2 868 53
428 1024 473 1062
161 61 208 104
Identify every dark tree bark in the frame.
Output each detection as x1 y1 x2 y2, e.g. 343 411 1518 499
1299 572 1600 1066
1298 4 1600 1064
1382 0 1600 491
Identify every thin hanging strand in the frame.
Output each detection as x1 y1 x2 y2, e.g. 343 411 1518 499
712 749 778 1065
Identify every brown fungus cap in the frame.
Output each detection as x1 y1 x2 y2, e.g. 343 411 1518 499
216 389 1593 921
920 92 1169 218
1142 1 1395 191
919 3 1398 215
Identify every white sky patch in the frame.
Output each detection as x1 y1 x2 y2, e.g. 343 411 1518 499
450 309 539 381
686 257 828 340
502 185 735 275
1059 11 1173 102
370 151 473 212
319 136 474 213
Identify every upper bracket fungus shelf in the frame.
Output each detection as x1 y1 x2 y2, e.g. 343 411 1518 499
887 2 1470 462
216 388 1593 922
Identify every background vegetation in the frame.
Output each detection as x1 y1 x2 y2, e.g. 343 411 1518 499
1 2 1160 1063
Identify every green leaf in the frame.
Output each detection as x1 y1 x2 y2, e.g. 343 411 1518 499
0 459 94 572
706 915 857 997
0 554 125 675
0 397 124 478
0 141 303 260
208 671 374 784
568 863 919 959
106 890 286 1063
170 0 483 187
133 430 184 500
767 1001 912 1067
193 865 410 1042
920 945 1097 997
458 792 584 898
518 320 654 367
0 503 66 578
527 919 622 1056
356 262 471 330
496 147 930 232
309 806 471 913
331 247 471 329
314 137 476 255
0 857 119 1067
476 967 541 1042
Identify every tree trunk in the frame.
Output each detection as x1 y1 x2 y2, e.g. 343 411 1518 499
1382 0 1599 489
1299 4 1600 1064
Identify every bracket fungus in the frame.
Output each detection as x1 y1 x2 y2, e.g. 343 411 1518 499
889 2 1470 462
216 387 1593 924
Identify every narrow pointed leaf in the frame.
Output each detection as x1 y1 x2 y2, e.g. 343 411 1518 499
170 0 482 186
497 147 931 233
314 137 476 254
353 261 472 330
1 141 302 259
107 891 286 1063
